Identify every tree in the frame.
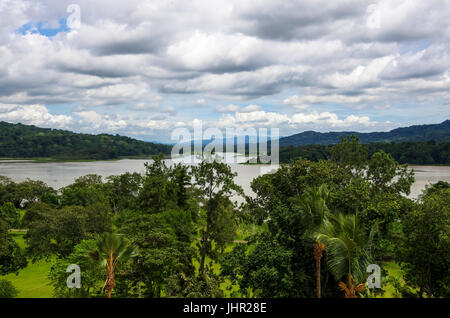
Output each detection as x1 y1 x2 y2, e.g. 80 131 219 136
191 159 243 274
170 164 192 209
48 240 104 297
397 186 450 297
106 172 142 213
0 219 27 275
0 279 19 298
61 174 109 207
138 156 177 214
367 150 414 196
12 179 58 208
330 135 367 172
300 185 330 298
85 232 136 298
26 205 111 260
118 213 196 298
0 202 20 228
221 238 295 298
316 213 377 298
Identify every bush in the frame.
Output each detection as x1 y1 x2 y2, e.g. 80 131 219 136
0 279 19 298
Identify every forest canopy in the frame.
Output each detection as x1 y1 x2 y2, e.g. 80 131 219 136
0 121 172 160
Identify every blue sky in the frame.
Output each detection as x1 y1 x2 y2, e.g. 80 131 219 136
0 0 449 143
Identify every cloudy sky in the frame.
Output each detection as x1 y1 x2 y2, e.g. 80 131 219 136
0 0 449 142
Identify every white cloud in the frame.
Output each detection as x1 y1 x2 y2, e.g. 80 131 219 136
0 104 72 128
0 0 448 140
283 95 309 110
291 112 375 128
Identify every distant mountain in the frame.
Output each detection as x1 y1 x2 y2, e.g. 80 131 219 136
279 120 450 146
0 121 172 160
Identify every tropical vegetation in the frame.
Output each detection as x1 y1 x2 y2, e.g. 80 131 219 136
0 137 449 298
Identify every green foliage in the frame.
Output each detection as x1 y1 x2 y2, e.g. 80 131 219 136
85 232 136 298
0 133 447 299
0 121 171 160
166 269 223 298
316 213 377 284
192 159 243 274
0 177 57 208
106 172 142 213
86 232 136 266
0 279 19 298
119 213 196 298
0 219 27 275
279 140 450 165
0 202 20 228
367 150 414 196
222 238 298 298
397 186 450 298
331 135 367 171
48 240 103 297
25 204 112 260
61 175 109 207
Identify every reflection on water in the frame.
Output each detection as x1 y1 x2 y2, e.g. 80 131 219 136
0 159 449 200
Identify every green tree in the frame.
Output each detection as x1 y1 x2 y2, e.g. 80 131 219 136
0 219 27 275
316 213 377 298
26 205 111 260
367 150 414 196
48 240 104 297
12 179 58 208
119 213 196 298
330 135 367 172
61 175 109 207
85 232 136 298
397 186 450 298
138 156 177 214
300 185 330 298
192 159 242 274
0 202 20 228
0 279 19 298
106 172 142 213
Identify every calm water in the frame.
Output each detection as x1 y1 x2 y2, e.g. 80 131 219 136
0 159 449 200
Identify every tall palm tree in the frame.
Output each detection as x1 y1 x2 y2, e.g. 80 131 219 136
313 241 326 298
316 213 377 298
86 232 136 298
301 185 329 298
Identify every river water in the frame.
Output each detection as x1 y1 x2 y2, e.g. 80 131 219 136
0 159 449 200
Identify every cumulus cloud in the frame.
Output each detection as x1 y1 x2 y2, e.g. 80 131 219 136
0 104 72 128
0 0 449 141
290 112 376 128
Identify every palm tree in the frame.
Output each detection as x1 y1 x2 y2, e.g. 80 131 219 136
313 241 326 298
301 185 329 298
86 232 136 298
316 213 377 298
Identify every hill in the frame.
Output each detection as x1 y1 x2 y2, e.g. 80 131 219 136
0 121 171 160
279 120 450 146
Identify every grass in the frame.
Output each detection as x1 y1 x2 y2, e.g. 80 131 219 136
0 232 54 298
381 261 405 298
1 260 54 298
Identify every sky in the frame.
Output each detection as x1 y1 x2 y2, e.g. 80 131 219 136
0 0 449 143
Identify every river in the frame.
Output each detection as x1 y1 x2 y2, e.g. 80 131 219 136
0 159 449 200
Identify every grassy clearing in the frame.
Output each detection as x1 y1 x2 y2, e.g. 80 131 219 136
1 232 54 298
1 260 54 298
